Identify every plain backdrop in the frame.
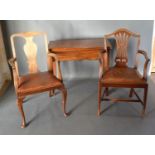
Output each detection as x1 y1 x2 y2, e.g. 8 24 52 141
2 20 154 78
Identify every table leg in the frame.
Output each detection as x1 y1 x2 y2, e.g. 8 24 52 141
53 60 57 77
57 61 63 82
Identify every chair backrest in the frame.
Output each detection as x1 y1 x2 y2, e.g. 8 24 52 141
10 32 50 76
104 28 140 67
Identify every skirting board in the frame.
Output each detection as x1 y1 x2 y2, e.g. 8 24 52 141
151 67 155 73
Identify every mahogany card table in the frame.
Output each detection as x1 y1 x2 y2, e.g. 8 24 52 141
48 38 111 80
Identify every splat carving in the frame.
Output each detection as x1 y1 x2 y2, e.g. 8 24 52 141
23 36 38 73
115 32 130 65
104 28 140 67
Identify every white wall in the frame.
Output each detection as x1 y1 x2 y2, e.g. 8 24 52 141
4 20 154 79
150 21 155 73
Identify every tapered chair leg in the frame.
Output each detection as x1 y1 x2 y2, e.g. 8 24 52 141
141 86 148 117
60 87 68 117
129 88 134 97
105 87 109 96
49 90 55 97
17 97 26 128
97 82 102 116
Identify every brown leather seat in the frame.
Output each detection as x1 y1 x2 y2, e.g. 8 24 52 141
18 71 63 95
101 66 147 86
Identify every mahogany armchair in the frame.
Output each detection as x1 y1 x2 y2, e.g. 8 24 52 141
98 28 150 117
9 32 68 128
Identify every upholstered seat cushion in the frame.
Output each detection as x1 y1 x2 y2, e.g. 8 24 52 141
101 67 147 86
17 71 62 95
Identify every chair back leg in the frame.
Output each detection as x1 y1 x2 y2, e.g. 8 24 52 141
129 88 134 97
141 86 148 117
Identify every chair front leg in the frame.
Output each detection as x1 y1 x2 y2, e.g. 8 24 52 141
141 86 148 117
97 82 102 116
17 97 26 128
59 86 68 117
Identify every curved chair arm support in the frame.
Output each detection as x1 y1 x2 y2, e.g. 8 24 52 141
8 58 16 69
99 49 109 80
8 58 19 93
48 52 61 78
135 50 150 80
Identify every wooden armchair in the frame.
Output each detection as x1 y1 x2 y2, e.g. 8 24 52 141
9 32 68 128
98 28 150 116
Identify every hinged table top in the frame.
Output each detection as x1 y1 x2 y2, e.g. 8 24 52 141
48 38 111 52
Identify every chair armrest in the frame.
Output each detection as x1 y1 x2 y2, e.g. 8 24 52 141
48 52 59 61
8 58 19 92
99 49 109 80
135 50 150 80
